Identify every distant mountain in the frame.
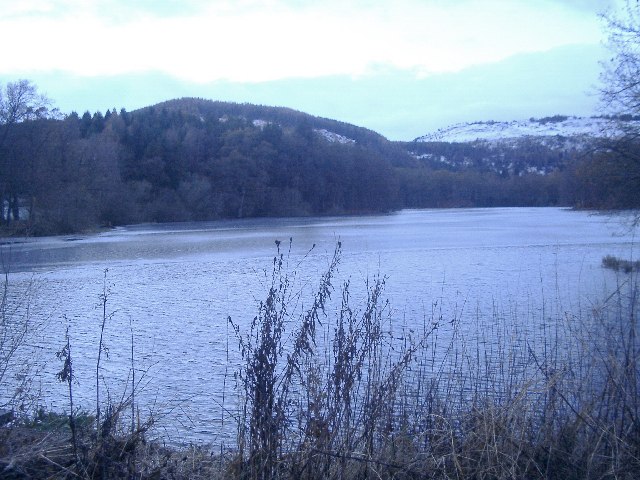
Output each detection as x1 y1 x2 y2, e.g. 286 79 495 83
414 115 640 149
397 115 640 177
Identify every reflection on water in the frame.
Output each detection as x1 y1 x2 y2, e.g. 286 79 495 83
1 207 636 443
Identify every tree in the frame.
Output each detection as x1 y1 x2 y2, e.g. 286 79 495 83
0 80 56 226
599 1 640 213
0 80 53 127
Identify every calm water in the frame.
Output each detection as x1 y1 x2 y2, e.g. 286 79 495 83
1 207 636 443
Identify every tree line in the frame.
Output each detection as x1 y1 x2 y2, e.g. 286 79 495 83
0 86 638 236
0 94 401 234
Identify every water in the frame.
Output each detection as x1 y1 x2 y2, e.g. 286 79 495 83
0 207 636 443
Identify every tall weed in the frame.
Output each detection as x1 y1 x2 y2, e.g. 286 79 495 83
229 243 640 479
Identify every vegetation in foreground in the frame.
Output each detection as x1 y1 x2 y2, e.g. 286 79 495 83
0 243 639 479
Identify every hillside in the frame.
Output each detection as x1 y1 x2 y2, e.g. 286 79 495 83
1 98 410 234
142 98 416 167
1 100 637 236
388 114 640 210
150 98 384 145
394 115 640 177
414 115 634 144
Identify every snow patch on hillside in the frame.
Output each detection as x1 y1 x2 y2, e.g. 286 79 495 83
314 129 356 144
415 116 636 144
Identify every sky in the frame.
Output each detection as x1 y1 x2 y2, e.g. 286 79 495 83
0 0 619 140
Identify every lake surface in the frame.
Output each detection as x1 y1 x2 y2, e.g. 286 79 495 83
1 207 637 444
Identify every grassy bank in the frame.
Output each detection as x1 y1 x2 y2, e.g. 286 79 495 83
1 244 639 479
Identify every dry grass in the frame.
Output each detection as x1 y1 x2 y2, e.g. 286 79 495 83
1 244 639 479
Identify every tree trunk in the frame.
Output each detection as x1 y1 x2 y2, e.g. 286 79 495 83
10 193 19 222
28 196 36 228
0 191 5 226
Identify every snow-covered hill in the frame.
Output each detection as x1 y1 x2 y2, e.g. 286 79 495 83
415 115 639 145
405 115 640 177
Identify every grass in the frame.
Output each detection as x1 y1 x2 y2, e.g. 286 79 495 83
0 243 639 478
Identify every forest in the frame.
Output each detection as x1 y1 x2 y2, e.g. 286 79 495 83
0 92 638 235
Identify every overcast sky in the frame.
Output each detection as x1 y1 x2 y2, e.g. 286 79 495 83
0 0 618 140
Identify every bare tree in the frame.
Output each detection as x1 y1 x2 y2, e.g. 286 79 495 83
599 1 640 215
0 80 53 128
0 80 57 225
601 2 640 114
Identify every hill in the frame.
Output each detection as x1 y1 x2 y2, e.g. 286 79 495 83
1 99 637 236
413 115 638 144
150 98 384 146
148 98 415 166
1 98 411 234
389 114 639 210
393 115 640 177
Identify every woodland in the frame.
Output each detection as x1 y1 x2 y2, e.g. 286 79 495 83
0 90 637 235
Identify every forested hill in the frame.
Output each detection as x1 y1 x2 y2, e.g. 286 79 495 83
151 98 396 155
1 98 637 236
393 115 640 211
0 98 409 234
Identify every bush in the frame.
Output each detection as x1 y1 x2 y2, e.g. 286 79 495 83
603 254 640 273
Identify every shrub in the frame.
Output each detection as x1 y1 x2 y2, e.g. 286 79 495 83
603 254 640 273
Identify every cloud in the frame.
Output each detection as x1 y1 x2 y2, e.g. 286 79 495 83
0 0 604 83
6 42 604 140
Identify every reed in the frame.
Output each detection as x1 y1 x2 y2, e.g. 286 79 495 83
0 243 639 479
226 244 640 479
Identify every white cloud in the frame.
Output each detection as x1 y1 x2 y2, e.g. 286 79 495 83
0 0 605 82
